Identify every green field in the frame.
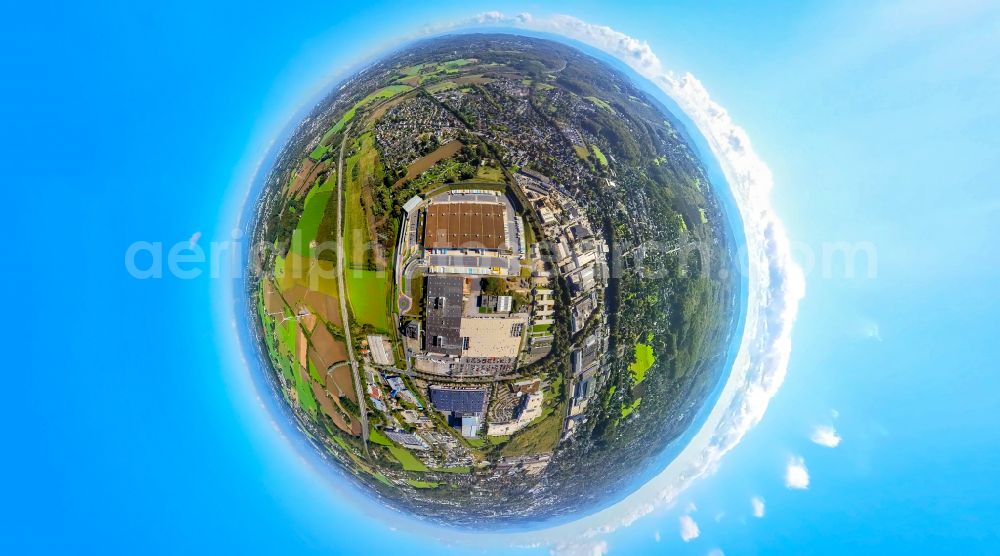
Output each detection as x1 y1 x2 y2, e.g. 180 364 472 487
406 479 440 489
388 446 429 472
629 341 656 385
585 96 613 112
369 428 392 446
346 269 391 331
343 132 378 268
440 58 473 71
399 59 472 84
465 437 486 448
399 63 428 77
273 351 295 384
309 144 329 161
591 145 608 167
290 179 334 256
294 367 318 415
272 254 285 281
621 397 642 418
361 84 411 104
531 323 552 334
323 85 413 141
431 466 471 474
501 403 563 457
474 164 504 182
275 313 298 356
307 358 322 383
333 436 351 451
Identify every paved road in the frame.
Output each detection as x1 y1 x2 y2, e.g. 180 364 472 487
335 124 369 454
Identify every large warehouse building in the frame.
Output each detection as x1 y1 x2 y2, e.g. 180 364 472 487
424 275 465 357
424 201 508 251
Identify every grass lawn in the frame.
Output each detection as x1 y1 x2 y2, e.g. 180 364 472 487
585 96 613 112
621 398 642 418
629 341 655 385
591 144 608 167
466 437 486 448
431 466 471 474
407 272 425 317
346 269 391 331
274 352 295 384
399 63 427 77
365 84 412 101
290 180 333 256
440 58 473 71
294 366 318 415
276 314 298 356
343 132 378 268
333 436 351 451
309 144 329 161
323 85 413 142
307 358 322 383
273 254 285 281
488 435 510 445
406 479 440 489
531 323 552 334
501 403 564 457
369 428 392 446
475 164 504 182
426 80 457 93
388 446 429 472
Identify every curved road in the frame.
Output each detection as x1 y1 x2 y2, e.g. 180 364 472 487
335 123 369 454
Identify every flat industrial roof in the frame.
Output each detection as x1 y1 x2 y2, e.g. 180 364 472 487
459 316 526 358
424 275 465 356
424 202 506 250
429 386 488 414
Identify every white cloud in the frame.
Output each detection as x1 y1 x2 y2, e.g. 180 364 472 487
679 515 701 542
654 530 661 542
708 549 726 556
550 540 608 556
810 425 842 448
685 501 698 513
750 496 766 518
785 457 810 489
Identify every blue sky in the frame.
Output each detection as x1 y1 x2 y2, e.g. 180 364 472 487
4 1 1000 554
